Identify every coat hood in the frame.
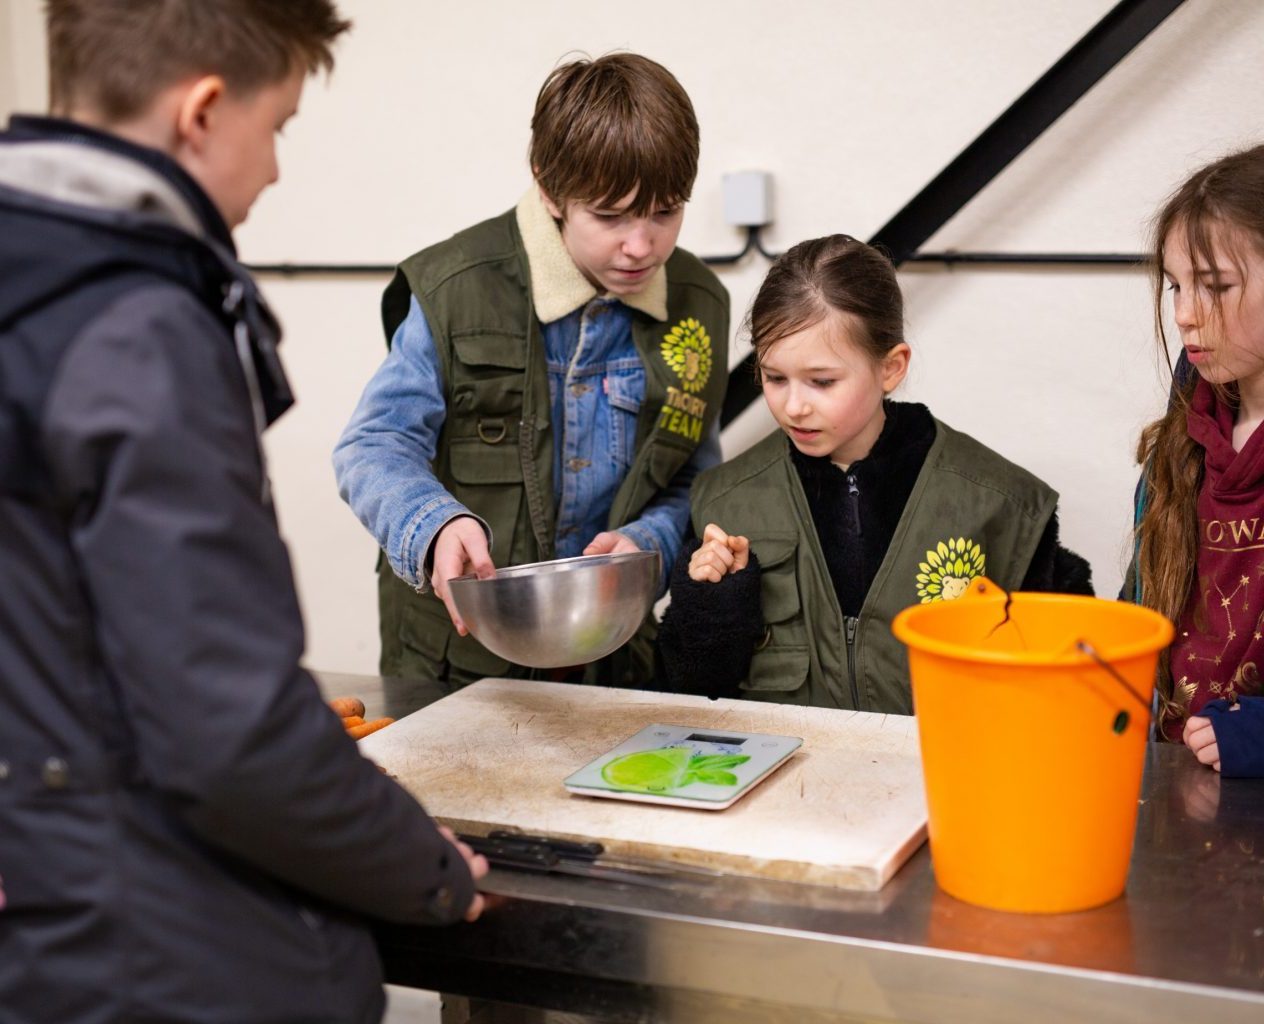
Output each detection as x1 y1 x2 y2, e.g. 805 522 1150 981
0 116 292 425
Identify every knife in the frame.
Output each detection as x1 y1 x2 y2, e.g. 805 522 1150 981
484 830 727 880
457 833 688 889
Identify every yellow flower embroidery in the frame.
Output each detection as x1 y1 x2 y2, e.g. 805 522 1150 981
916 537 986 602
661 317 713 393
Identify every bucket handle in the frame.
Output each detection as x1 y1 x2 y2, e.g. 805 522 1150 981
1072 640 1152 735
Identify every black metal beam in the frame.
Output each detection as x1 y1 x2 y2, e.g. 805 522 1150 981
720 0 1185 428
871 0 1185 265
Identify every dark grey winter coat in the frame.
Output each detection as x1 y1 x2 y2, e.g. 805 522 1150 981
0 116 474 1024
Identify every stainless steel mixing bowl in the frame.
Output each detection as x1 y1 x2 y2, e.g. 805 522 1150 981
448 550 661 669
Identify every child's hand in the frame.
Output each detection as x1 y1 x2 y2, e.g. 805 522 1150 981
688 523 750 583
1183 714 1222 772
437 824 489 922
583 530 641 556
431 517 496 635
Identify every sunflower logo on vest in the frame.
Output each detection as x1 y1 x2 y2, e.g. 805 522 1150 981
661 317 713 393
656 317 712 443
916 537 986 603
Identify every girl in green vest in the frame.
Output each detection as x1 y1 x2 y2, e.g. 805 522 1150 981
656 234 1093 710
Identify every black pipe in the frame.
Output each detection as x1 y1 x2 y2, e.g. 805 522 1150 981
247 225 771 277
248 263 394 275
906 252 1146 266
247 248 1149 277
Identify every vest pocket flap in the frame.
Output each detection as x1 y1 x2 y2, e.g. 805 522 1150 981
751 536 797 569
448 437 523 484
743 643 810 693
752 536 800 622
451 331 527 370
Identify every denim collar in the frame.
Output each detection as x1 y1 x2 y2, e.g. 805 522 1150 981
515 186 668 324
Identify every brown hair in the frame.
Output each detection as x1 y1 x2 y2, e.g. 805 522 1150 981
749 234 905 369
1136 143 1264 716
46 0 351 121
529 53 699 216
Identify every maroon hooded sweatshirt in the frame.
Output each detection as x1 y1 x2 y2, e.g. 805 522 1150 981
1164 378 1264 740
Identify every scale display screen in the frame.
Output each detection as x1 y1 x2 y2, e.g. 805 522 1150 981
563 723 803 810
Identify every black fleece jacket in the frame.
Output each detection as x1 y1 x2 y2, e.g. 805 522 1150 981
655 402 1094 699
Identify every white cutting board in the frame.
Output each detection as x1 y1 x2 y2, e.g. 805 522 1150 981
360 678 927 890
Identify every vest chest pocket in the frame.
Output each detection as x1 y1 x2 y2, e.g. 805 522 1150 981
448 438 524 563
448 331 527 418
743 536 810 699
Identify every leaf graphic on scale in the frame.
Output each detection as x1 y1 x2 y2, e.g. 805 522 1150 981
692 769 740 785
689 754 749 770
601 747 751 793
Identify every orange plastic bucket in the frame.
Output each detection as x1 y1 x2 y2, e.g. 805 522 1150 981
891 578 1174 913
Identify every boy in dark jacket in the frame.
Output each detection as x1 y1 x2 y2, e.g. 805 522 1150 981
0 4 485 1022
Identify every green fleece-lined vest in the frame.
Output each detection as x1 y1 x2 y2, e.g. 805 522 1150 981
689 423 1057 710
377 209 729 687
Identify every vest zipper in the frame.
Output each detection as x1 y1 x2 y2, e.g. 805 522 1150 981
845 472 860 538
844 470 861 708
845 615 860 708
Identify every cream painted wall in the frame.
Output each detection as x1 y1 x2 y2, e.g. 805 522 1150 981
4 2 45 113
5 1 1264 674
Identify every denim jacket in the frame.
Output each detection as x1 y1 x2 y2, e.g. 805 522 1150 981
334 294 720 593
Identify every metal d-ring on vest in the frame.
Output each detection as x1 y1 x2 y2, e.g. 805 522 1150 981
477 418 507 444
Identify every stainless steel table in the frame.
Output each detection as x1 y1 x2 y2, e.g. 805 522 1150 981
318 672 1264 1024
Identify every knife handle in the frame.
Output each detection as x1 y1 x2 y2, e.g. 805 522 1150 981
458 834 559 872
487 830 605 860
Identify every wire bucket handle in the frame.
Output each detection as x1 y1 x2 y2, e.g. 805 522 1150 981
1074 640 1152 735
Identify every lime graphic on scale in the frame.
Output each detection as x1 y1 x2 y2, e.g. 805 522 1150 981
566 725 803 810
600 747 751 793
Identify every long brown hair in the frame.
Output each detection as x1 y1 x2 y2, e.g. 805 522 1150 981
1136 143 1264 708
749 234 905 371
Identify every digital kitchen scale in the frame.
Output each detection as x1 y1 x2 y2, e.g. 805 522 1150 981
563 724 803 810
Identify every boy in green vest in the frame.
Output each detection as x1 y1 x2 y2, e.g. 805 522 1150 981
335 53 730 688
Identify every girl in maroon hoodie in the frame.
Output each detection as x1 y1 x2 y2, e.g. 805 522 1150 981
1132 144 1264 777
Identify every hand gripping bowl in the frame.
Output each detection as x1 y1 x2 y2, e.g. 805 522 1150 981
448 550 661 669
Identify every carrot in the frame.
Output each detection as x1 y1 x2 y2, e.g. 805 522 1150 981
342 715 365 729
329 696 365 719
348 717 395 740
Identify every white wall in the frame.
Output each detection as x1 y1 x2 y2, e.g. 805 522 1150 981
6 1 1264 674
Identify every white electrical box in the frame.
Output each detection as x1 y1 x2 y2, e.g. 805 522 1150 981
722 170 772 227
